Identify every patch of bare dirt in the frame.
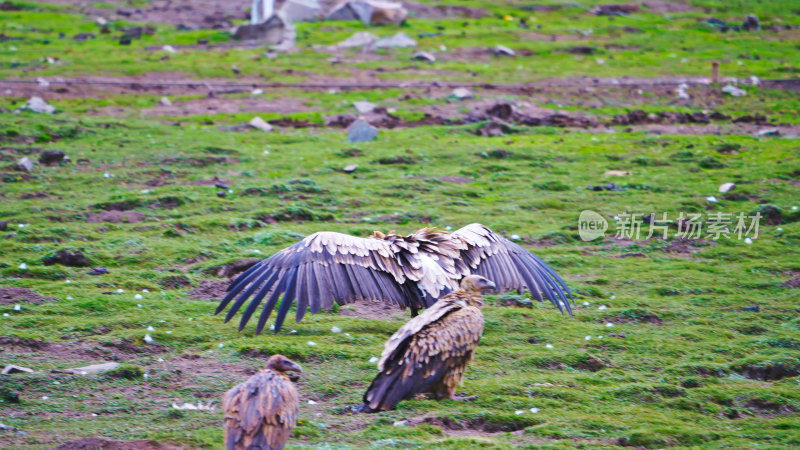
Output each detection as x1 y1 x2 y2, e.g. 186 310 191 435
743 398 796 417
86 210 145 223
642 0 698 13
184 176 230 186
139 97 316 117
187 280 229 301
663 238 715 254
53 437 183 450
404 1 486 18
781 276 800 289
339 300 406 320
437 176 474 184
0 287 56 305
0 336 170 363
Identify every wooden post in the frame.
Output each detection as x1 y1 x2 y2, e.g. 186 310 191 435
711 61 719 85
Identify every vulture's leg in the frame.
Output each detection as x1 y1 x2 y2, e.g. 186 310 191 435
410 305 419 317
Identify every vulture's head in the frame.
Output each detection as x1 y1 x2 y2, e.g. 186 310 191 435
460 275 497 295
265 354 303 374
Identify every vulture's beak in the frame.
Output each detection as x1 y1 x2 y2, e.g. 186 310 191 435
484 280 497 293
288 362 303 373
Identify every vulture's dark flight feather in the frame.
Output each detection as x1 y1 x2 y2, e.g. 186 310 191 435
215 223 572 333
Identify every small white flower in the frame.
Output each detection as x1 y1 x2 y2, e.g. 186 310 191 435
597 335 603 339
530 407 539 413
142 289 150 293
515 410 525 415
3 313 9 317
308 400 317 405
263 150 270 155
218 343 224 348
583 301 590 306
585 336 591 341
606 323 614 327
103 172 113 178
331 326 342 333
344 333 352 337
369 356 379 364
66 296 73 300
706 196 718 203
14 304 21 311
42 396 49 400
777 227 783 231
598 305 607 310
18 263 27 270
187 318 193 321
545 344 554 349
91 413 98 417
792 206 798 211
510 234 521 241
610 295 616 300
65 279 71 284
166 331 172 334
137 304 143 308
144 334 154 344
307 341 317 346
744 238 753 244
251 249 262 254
53 381 60 385
143 373 149 379
18 223 26 228
289 330 297 334
227 189 234 194
270 324 275 330
134 294 143 300
116 289 124 293
147 326 155 331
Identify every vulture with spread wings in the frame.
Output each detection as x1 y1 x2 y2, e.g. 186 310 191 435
215 223 571 334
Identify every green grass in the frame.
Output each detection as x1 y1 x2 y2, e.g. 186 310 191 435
1 0 799 449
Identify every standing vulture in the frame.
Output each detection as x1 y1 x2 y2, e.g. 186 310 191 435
215 223 571 334
361 275 493 412
222 354 302 450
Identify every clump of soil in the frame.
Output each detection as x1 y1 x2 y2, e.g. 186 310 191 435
159 275 192 289
339 300 405 320
53 437 182 450
187 280 229 301
0 287 57 305
87 210 145 223
43 249 91 267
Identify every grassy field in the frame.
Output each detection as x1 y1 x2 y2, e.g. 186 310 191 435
1 0 799 448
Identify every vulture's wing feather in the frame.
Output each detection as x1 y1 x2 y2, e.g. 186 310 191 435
216 231 447 334
364 294 484 411
451 223 573 314
222 370 299 450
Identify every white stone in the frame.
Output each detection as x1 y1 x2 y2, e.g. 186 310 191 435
530 407 539 413
22 96 56 114
162 45 177 54
719 182 735 193
373 32 416 49
36 77 50 88
369 356 379 364
18 263 27 270
308 400 318 405
706 196 718 203
545 344 554 349
585 336 591 341
159 96 172 106
494 45 515 56
248 116 274 132
336 31 378 48
515 410 525 415
134 294 143 300
147 326 154 331
451 88 473 99
144 334 154 344
353 101 377 114
13 305 20 311
744 238 753 244
583 301 590 306
510 234 521 241
331 326 342 333
606 323 614 327
598 305 607 310
307 341 317 346
722 84 746 97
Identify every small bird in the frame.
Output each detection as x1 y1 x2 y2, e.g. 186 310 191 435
216 223 571 334
222 355 302 450
360 275 495 412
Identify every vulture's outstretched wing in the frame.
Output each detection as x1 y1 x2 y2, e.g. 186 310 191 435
451 224 573 314
215 231 459 334
364 297 484 411
222 371 299 450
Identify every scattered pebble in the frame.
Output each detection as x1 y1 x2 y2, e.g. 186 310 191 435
117 289 124 293
166 331 172 334
610 295 616 300
369 356 379 364
719 182 735 193
308 400 317 405
144 334 154 344
596 58 605 65
143 373 149 380
42 396 48 400
137 304 143 308
451 88 474 100
598 305 607 310
606 323 614 327
66 296 73 300
307 341 317 346
792 206 798 211
331 326 342 333
162 45 177 54
545 344 554 349
65 279 71 284
706 196 718 203
103 172 113 178
147 326 154 331
393 420 409 426
3 313 9 317
445 226 452 231
722 84 746 97
142 289 149 293
510 234 521 241
252 89 264 95
583 301 590 306
585 336 591 341
157 358 165 362
530 407 539 413
744 238 753 244
134 294 143 300
18 263 27 270
13 304 21 311
514 410 525 415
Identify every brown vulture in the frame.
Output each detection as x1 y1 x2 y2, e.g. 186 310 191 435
215 223 571 334
222 354 302 450
361 275 493 412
